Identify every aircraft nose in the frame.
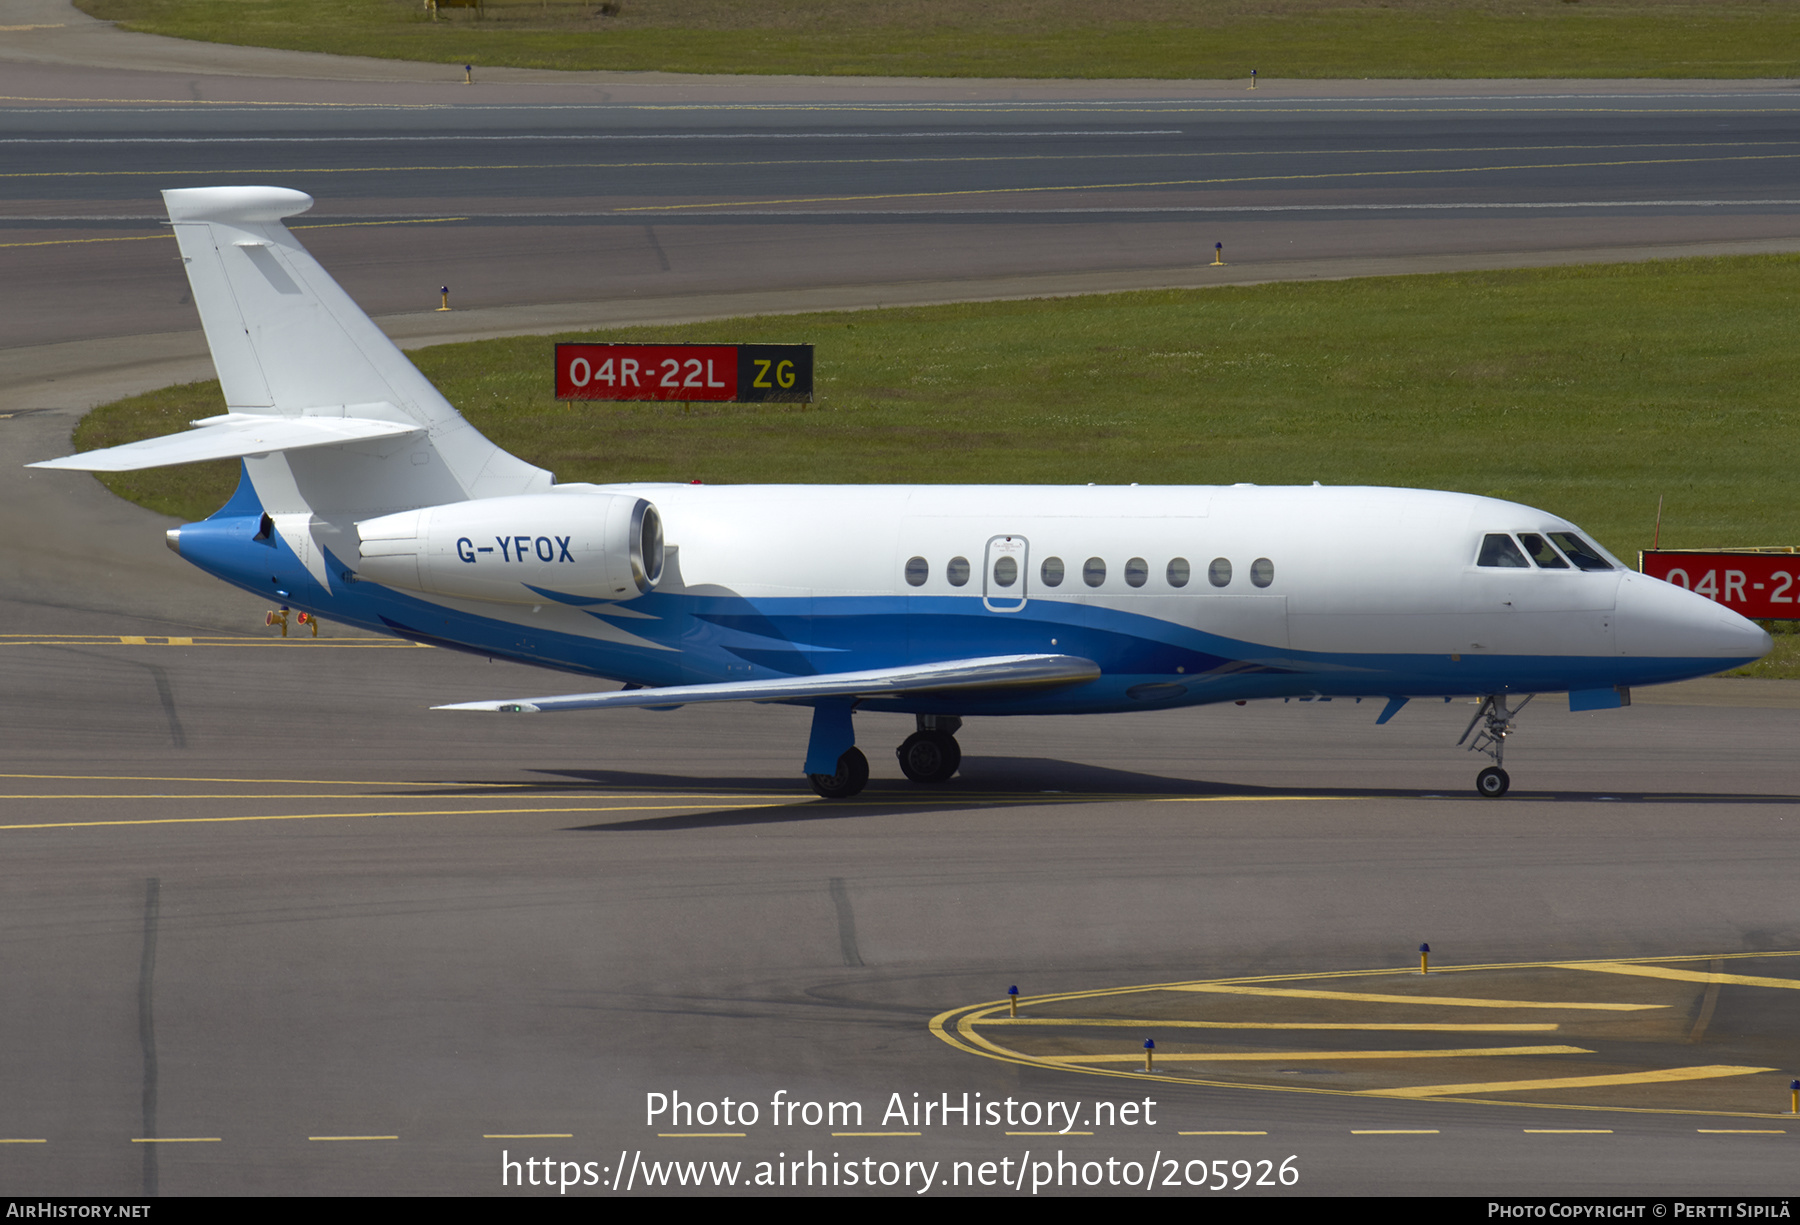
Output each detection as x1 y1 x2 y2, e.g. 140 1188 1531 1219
1615 572 1772 664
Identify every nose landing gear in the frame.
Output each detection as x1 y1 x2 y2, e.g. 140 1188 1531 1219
1476 765 1510 798
1458 693 1533 798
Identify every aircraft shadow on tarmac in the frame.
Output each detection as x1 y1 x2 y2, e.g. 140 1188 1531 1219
527 759 1800 832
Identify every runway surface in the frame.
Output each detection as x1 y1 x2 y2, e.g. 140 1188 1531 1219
6 18 1800 350
1 4 1798 1198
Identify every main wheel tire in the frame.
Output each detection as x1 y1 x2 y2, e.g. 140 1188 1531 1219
1476 766 1510 798
809 747 870 799
896 731 961 784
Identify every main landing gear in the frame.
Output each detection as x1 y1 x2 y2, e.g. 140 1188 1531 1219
804 713 964 799
1457 693 1533 798
896 716 962 784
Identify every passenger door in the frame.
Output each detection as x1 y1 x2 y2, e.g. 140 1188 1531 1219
983 534 1029 613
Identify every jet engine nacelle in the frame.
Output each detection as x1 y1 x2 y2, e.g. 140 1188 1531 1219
355 492 664 604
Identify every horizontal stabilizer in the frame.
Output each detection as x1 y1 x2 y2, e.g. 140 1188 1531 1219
435 653 1102 713
29 413 420 472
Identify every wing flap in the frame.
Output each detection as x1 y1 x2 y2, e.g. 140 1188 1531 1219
435 653 1102 713
28 414 421 472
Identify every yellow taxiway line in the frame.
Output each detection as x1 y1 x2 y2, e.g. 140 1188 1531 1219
619 151 1800 213
1555 962 1800 991
1048 1045 1591 1064
130 1137 219 1143
1168 985 1664 1011
0 633 428 646
0 219 467 252
0 803 790 831
980 1019 1560 1032
0 772 522 786
308 1135 398 1142
932 950 1800 1117
1369 1065 1776 1099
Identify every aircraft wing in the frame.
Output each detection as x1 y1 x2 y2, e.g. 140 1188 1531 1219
28 412 420 472
434 653 1102 713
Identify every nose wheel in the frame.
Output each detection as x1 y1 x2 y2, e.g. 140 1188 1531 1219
808 747 869 799
1459 694 1532 798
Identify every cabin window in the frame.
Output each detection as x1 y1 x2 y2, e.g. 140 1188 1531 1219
1125 557 1149 588
905 556 929 587
1083 557 1107 587
947 556 971 586
1518 533 1569 570
1041 556 1065 587
994 556 1018 587
1477 534 1529 568
1250 557 1274 588
1208 557 1232 587
1549 532 1614 572
1167 557 1191 588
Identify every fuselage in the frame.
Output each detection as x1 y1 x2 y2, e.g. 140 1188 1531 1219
170 480 1771 717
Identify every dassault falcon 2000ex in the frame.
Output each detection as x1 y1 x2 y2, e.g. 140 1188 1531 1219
33 187 1771 798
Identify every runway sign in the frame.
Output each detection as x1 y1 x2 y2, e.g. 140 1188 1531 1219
1640 550 1800 619
555 343 813 403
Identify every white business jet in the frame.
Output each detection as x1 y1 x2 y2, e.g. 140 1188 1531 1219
31 187 1772 798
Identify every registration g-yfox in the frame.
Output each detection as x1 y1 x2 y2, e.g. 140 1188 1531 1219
31 187 1772 798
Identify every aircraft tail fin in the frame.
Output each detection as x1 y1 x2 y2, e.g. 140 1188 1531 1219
32 186 550 515
162 187 422 417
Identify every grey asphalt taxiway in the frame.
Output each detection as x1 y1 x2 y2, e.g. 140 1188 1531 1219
2 3 1799 1197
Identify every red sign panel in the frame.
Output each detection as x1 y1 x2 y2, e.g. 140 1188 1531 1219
554 343 813 403
1640 551 1800 619
556 344 738 402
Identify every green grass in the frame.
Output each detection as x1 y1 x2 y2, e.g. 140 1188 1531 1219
73 0 1800 79
73 381 242 521
77 254 1800 674
79 253 1800 552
